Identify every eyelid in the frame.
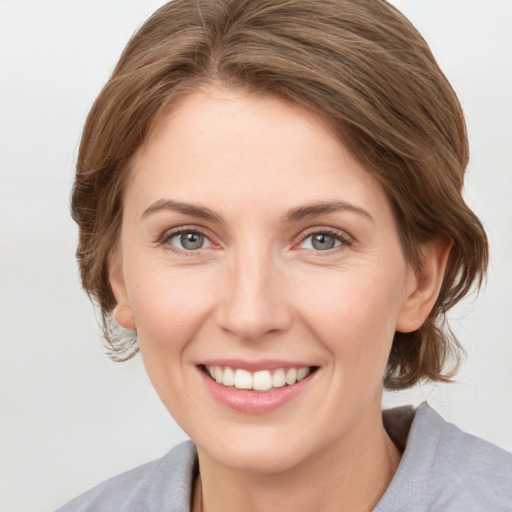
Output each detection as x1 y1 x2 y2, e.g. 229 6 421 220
294 227 354 251
158 225 353 255
159 225 218 254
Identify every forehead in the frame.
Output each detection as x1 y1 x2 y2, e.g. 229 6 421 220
127 86 389 221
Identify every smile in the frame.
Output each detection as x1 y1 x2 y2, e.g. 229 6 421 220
198 361 319 413
204 365 314 391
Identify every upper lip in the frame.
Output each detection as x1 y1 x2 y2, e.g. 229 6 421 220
198 359 316 372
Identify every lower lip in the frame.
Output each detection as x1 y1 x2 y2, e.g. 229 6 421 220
199 368 315 414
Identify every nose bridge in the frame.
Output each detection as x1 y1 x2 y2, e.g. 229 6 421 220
217 239 290 340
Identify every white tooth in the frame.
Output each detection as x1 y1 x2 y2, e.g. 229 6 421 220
253 370 272 391
208 366 215 379
285 368 297 385
222 367 235 386
272 369 286 388
234 369 253 390
214 366 223 383
297 367 310 381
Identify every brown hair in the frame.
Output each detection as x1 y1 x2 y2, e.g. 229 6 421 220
72 0 488 389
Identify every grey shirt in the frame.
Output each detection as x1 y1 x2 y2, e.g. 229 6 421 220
57 403 512 511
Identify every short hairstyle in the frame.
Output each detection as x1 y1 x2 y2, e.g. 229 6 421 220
72 0 488 389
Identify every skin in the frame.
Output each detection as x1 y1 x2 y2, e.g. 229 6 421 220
110 85 450 512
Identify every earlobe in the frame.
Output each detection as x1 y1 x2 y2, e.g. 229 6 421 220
396 236 452 333
109 252 136 331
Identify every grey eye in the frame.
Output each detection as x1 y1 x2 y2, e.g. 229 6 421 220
172 232 205 250
311 233 336 250
300 233 342 251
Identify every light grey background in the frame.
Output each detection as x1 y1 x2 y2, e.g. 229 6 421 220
1 1 511 511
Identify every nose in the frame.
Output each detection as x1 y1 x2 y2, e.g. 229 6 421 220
215 245 292 341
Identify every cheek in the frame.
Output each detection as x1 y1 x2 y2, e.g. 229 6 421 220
295 267 404 363
127 266 217 354
126 269 219 417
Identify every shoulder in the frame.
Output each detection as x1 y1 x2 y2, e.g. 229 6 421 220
56 441 197 512
377 403 512 512
417 404 512 510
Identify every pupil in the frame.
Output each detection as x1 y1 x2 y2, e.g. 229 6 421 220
181 232 203 250
312 234 335 250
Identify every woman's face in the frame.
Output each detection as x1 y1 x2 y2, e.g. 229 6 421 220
111 86 420 473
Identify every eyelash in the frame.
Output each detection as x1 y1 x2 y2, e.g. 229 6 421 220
160 227 213 256
296 229 353 254
159 227 353 255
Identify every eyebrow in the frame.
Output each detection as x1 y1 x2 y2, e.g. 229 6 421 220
142 199 223 222
142 198 373 223
283 201 374 223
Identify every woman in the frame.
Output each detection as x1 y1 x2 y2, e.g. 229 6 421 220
58 0 512 510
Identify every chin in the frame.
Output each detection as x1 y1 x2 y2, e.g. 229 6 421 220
206 445 306 474
195 426 321 474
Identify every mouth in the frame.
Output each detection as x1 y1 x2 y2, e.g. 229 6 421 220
200 364 319 392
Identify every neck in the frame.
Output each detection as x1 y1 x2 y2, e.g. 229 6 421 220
193 407 401 512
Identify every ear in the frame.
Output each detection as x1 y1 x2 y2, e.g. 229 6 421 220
109 251 136 330
396 236 452 333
